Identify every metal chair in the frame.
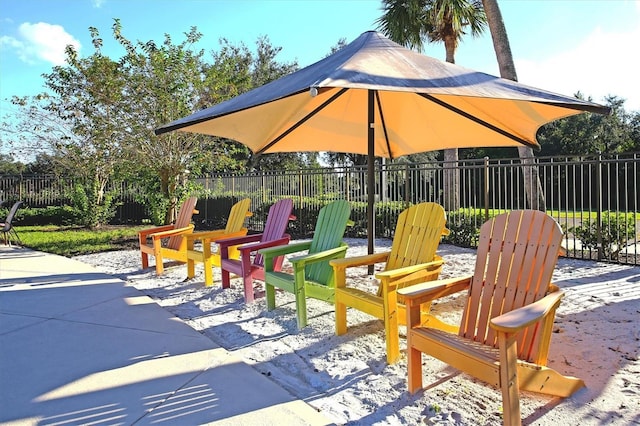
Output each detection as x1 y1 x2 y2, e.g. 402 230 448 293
1 201 24 246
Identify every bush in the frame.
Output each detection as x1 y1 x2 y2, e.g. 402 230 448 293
3 205 81 226
443 211 485 247
69 183 120 228
570 212 636 260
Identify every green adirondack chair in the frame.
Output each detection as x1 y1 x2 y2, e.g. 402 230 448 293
260 200 352 329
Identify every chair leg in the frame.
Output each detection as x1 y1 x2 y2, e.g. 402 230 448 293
335 295 347 335
295 285 308 329
384 291 400 364
187 258 196 281
243 274 254 303
498 332 522 426
266 283 276 311
151 239 164 275
221 268 231 290
203 255 213 287
407 345 423 394
10 228 21 245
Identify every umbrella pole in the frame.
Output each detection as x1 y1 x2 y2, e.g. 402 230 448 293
367 90 375 275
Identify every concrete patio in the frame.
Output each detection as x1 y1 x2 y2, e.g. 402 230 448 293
0 245 332 425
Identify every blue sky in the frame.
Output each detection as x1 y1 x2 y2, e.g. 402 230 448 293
1 0 639 115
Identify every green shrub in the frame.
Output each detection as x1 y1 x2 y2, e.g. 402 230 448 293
570 212 637 260
3 205 80 226
443 211 485 247
69 183 120 228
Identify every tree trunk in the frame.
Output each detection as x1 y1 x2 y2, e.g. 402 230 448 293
443 148 460 211
482 0 546 211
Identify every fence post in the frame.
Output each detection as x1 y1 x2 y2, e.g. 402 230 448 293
298 170 303 206
345 168 350 202
404 164 410 208
484 157 490 221
596 152 603 260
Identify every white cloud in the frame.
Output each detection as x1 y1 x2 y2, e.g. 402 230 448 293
516 24 640 112
0 22 81 66
92 0 106 8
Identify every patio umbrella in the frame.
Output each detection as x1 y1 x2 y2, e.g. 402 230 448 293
155 31 609 255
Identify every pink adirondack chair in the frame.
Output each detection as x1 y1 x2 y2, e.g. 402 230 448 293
218 198 295 303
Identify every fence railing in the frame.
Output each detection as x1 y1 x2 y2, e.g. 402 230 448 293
1 153 638 265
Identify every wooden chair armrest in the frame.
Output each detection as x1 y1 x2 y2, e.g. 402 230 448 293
150 225 194 240
375 258 444 280
329 251 390 270
185 228 246 243
238 236 290 254
217 233 263 249
398 276 472 306
290 244 348 268
208 229 248 243
490 290 564 333
259 241 312 259
138 224 174 238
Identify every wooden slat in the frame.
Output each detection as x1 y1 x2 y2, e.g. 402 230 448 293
167 196 198 249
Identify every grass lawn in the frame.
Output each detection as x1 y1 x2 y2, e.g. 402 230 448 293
14 225 147 257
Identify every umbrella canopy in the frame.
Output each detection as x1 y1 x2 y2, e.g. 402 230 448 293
155 31 608 156
155 30 609 258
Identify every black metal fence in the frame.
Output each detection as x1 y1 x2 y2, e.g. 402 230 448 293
2 153 638 265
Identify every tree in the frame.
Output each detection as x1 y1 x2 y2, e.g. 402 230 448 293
2 28 130 227
0 154 25 175
537 94 636 156
111 20 214 223
201 36 312 173
377 0 487 211
482 0 545 211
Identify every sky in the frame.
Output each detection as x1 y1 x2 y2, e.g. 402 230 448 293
1 0 639 119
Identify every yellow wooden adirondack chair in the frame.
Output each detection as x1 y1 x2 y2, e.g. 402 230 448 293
185 198 252 286
138 196 199 275
330 202 452 364
398 210 584 426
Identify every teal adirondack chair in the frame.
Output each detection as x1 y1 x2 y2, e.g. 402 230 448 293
260 200 352 329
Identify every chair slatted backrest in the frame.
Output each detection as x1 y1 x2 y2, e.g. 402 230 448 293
460 210 563 363
306 200 351 284
253 198 294 268
167 196 198 249
223 198 252 234
2 201 23 229
386 202 446 271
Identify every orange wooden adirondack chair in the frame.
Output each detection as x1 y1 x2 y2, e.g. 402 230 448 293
218 198 295 303
330 202 452 364
398 210 584 425
260 200 352 329
185 198 251 286
138 196 199 275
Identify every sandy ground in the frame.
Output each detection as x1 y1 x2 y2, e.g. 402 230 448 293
74 238 640 425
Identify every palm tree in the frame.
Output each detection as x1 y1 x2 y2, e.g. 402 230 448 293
377 0 487 212
481 0 546 211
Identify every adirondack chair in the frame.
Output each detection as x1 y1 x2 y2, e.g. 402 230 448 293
330 202 453 364
260 200 352 329
185 198 252 287
138 196 198 275
1 200 24 246
398 210 584 426
218 198 295 303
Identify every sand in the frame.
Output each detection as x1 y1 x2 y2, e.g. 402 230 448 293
74 238 640 425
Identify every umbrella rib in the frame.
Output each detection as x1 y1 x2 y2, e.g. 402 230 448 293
374 91 394 160
256 88 350 155
418 93 539 149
